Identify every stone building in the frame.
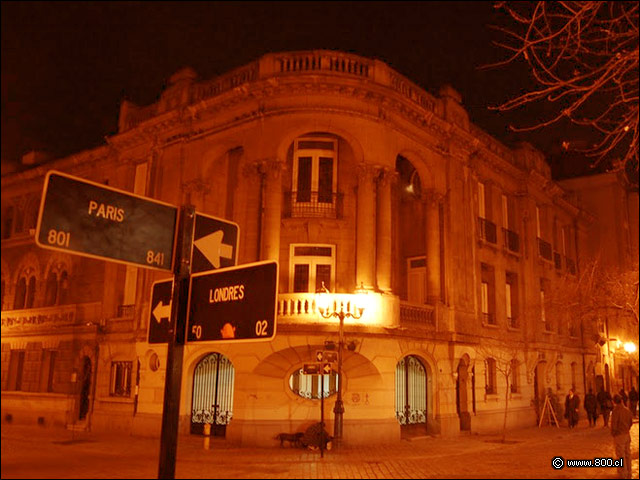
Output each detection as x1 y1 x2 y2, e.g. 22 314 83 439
2 50 638 445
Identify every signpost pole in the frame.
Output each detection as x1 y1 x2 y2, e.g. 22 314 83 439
158 205 195 479
320 371 325 458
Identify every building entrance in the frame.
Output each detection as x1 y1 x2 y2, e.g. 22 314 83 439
191 353 235 437
395 355 428 437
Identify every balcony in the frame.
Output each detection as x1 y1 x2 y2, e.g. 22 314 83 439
553 251 563 270
478 217 497 244
502 228 520 254
284 191 343 219
277 292 392 327
1 302 101 332
537 238 553 261
399 302 435 328
565 257 576 275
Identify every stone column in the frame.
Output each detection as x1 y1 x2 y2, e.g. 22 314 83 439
356 164 379 290
424 190 442 304
376 169 395 292
260 160 283 262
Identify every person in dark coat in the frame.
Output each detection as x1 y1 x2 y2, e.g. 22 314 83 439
628 386 638 419
618 388 628 407
564 388 580 428
610 394 633 479
584 388 598 427
597 388 613 427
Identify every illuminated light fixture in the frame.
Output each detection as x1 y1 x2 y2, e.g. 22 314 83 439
623 342 637 354
316 282 366 444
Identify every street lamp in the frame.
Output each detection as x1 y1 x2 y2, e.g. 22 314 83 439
316 283 366 443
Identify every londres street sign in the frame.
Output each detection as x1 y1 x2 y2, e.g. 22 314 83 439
36 170 178 271
187 260 278 343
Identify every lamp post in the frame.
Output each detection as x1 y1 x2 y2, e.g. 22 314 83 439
316 284 365 443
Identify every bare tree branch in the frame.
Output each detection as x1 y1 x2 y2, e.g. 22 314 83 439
489 1 639 187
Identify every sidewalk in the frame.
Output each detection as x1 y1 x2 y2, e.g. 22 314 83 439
2 420 638 479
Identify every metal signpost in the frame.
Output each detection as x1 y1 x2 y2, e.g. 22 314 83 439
36 170 177 271
186 261 278 343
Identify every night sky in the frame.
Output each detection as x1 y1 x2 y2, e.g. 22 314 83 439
1 1 590 178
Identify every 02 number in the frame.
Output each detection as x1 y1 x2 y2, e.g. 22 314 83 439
255 320 268 336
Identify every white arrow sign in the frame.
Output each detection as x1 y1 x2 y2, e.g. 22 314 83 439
193 230 234 269
152 300 172 324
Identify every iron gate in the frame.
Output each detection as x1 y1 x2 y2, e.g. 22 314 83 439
191 353 235 436
395 355 427 427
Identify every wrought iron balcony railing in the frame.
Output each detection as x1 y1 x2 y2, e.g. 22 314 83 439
478 217 497 244
284 191 343 218
537 238 553 261
502 228 520 253
553 251 563 270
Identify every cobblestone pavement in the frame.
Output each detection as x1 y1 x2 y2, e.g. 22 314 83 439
1 420 638 479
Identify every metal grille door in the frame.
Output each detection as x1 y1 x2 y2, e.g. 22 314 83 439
191 353 235 436
395 355 427 426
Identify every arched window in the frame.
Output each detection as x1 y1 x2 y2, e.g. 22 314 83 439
14 277 27 310
26 276 36 308
3 206 14 239
291 135 338 217
45 272 58 306
556 362 564 392
58 271 69 305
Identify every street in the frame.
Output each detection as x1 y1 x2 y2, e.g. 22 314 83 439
1 421 638 479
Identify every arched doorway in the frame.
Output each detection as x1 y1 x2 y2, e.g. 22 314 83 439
78 356 92 421
395 355 428 438
191 353 235 437
534 360 547 423
456 357 471 431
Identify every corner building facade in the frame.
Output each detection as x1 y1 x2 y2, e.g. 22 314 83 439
2 51 638 445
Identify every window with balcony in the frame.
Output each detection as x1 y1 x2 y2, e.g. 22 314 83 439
290 136 338 217
481 263 496 325
477 181 497 244
289 244 335 293
536 205 553 261
501 194 519 253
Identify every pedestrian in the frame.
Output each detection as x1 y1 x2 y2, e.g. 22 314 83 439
628 386 638 419
584 388 598 427
564 388 580 428
610 394 633 479
618 388 628 407
597 388 613 427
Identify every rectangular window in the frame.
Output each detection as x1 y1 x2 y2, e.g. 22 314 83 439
318 157 334 203
110 361 132 397
486 358 496 394
290 244 336 293
481 264 495 325
40 350 57 393
478 181 486 219
296 157 312 202
506 272 519 328
502 194 509 229
7 350 25 391
407 256 426 304
510 359 519 393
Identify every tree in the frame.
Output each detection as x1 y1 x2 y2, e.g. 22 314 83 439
490 1 639 187
476 341 524 443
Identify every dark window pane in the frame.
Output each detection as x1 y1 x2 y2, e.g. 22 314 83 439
294 246 332 257
14 278 26 310
318 157 333 203
298 141 334 150
296 157 312 202
293 265 309 292
316 265 331 292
